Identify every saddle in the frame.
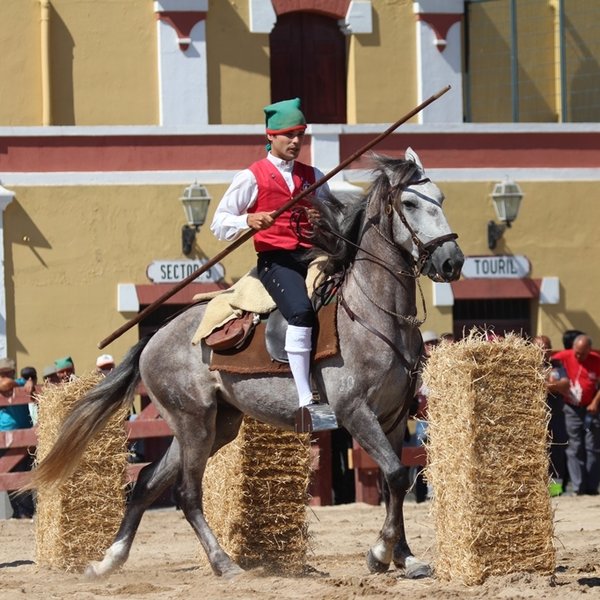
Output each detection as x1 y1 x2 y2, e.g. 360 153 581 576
208 299 339 375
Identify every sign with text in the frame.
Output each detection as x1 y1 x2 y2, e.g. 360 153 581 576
462 255 530 279
146 260 225 284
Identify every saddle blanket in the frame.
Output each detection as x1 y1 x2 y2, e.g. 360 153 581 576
191 258 328 345
209 299 339 375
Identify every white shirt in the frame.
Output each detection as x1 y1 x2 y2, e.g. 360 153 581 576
210 152 329 242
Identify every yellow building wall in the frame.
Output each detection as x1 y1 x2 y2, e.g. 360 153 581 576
468 0 600 124
347 1 417 124
207 0 271 124
419 179 600 346
207 0 419 126
5 182 257 373
0 2 42 125
49 0 157 125
6 175 600 370
517 0 556 122
564 0 600 122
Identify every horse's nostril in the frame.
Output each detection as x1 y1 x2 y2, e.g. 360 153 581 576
442 258 462 280
442 259 454 275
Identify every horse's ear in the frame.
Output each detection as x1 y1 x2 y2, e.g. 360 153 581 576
405 147 424 171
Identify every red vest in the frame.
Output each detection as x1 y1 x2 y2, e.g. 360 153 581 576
248 158 316 252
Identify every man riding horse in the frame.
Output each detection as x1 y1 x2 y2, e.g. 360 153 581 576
210 98 334 423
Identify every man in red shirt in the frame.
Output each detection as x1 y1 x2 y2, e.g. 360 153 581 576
211 98 333 425
553 334 600 495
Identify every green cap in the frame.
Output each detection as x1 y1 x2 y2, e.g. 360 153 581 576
264 98 307 135
42 364 57 378
54 356 74 370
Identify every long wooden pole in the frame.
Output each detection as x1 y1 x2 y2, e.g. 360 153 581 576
98 85 451 349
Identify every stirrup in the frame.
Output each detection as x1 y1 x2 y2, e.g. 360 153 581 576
295 403 338 433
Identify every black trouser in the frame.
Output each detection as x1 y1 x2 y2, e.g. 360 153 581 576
257 249 315 327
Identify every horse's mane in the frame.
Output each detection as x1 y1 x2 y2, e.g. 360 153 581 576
307 153 421 277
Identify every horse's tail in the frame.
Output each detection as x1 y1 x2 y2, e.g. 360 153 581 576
27 336 151 490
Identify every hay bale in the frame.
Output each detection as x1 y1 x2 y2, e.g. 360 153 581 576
423 331 555 585
203 417 312 574
35 373 129 572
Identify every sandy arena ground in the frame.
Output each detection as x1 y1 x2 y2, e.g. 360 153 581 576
1 494 599 600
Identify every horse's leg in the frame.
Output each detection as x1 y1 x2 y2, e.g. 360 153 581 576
344 406 430 578
85 438 181 579
172 403 244 578
385 427 432 579
85 402 243 579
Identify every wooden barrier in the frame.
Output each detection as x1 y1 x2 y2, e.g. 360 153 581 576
0 385 168 492
1 386 426 506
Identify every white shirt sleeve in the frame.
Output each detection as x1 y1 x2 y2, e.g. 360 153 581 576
210 169 258 241
313 168 330 200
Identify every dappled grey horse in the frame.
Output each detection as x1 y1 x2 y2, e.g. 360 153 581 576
32 149 464 579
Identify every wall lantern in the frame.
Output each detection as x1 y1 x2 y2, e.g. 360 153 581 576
487 178 524 250
180 181 211 256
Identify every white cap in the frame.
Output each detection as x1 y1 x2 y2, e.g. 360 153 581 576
96 354 115 368
421 330 440 344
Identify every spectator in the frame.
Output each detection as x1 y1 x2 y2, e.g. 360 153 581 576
16 366 39 427
563 329 585 350
411 330 440 502
54 356 75 382
0 358 35 518
96 354 115 375
42 364 60 384
552 335 600 495
534 335 569 495
440 332 455 343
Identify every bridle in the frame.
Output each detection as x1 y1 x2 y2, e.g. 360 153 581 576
338 174 457 377
293 171 459 374
383 177 458 277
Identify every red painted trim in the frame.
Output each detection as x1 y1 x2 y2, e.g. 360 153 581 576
416 13 462 46
1 132 600 173
135 282 228 306
0 135 268 172
272 0 350 19
157 11 207 42
451 278 542 300
339 132 600 169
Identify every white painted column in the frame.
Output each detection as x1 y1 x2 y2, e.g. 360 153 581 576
0 184 15 358
311 129 365 203
154 1 209 127
413 0 464 123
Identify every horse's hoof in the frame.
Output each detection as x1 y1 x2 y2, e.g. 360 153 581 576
84 562 104 580
405 561 432 579
221 563 245 580
366 549 390 574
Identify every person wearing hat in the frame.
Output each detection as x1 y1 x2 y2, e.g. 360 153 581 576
0 357 35 518
411 330 440 502
211 98 330 415
96 354 116 375
54 356 75 382
42 364 60 384
0 358 33 430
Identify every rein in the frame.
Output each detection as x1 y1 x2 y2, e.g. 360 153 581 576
334 174 457 375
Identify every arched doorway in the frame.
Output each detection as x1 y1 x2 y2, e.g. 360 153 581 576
270 12 347 124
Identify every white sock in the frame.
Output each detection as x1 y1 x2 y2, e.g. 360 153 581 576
285 325 313 407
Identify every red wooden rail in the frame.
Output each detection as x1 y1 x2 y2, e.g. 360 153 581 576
1 386 426 505
0 385 167 492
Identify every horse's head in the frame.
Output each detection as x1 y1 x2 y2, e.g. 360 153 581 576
376 148 464 282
